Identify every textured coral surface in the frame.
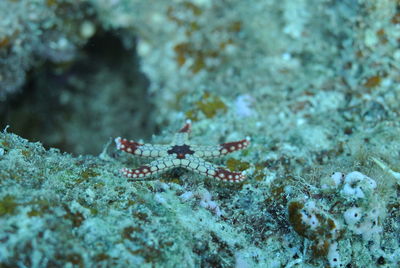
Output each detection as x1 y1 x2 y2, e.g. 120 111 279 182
1 0 400 267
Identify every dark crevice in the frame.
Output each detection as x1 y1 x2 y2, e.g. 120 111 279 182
0 30 155 155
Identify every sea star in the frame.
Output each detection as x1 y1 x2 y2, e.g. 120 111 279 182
115 120 250 183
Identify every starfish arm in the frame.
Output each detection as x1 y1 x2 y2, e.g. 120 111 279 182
121 155 177 180
172 132 190 146
185 155 247 183
219 138 250 154
171 120 192 145
115 137 170 157
192 138 250 158
178 119 192 133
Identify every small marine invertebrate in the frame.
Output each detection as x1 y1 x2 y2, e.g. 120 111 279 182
180 189 223 217
115 120 250 182
288 199 344 266
341 171 377 199
289 171 386 267
372 157 400 184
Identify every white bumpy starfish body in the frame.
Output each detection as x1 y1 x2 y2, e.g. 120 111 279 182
115 120 250 183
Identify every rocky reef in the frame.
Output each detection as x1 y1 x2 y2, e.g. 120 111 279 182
0 0 399 267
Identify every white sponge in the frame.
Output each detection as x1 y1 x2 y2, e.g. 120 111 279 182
344 207 363 226
341 171 377 199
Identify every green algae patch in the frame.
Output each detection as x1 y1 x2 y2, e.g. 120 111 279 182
226 158 250 172
76 168 100 184
0 195 18 216
186 92 227 121
63 205 85 228
26 199 52 217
